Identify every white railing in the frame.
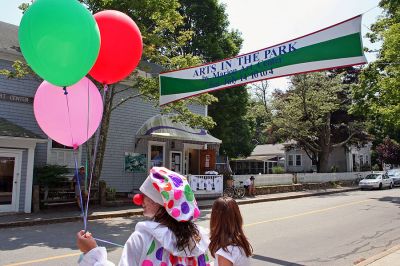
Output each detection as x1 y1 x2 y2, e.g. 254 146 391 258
233 174 293 186
296 171 382 183
233 172 381 185
187 175 223 196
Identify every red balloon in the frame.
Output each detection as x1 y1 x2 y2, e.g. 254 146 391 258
89 10 143 84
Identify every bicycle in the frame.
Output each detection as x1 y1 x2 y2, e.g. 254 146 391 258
351 173 363 186
223 181 245 199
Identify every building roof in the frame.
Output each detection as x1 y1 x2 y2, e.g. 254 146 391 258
251 144 286 156
138 61 165 75
0 117 44 139
233 155 278 162
0 21 21 58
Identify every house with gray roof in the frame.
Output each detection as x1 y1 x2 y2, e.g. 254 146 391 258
231 142 371 174
0 21 221 213
230 144 286 174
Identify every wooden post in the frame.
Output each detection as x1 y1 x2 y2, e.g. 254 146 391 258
32 185 40 213
99 181 107 206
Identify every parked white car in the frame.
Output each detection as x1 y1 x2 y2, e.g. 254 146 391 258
359 173 393 190
387 169 400 186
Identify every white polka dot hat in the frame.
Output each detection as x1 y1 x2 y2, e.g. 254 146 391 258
137 167 200 222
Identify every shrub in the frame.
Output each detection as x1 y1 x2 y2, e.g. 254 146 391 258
272 166 285 174
330 165 338 173
106 187 116 200
34 164 69 188
372 164 380 171
360 164 371 172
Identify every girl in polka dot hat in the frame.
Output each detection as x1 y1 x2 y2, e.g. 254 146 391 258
76 167 211 266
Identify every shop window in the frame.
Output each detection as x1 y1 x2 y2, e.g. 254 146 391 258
296 155 302 166
288 155 294 166
52 140 73 149
150 145 164 167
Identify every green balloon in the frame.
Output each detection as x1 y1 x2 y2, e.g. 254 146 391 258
19 0 100 87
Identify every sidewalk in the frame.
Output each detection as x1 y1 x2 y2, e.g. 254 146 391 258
356 244 400 266
0 186 359 228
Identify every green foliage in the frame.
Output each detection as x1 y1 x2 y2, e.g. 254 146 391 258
372 164 381 171
330 165 338 173
34 165 69 188
271 72 365 172
209 87 254 157
178 0 242 61
172 0 252 158
272 166 284 174
247 81 274 145
0 60 38 80
351 0 400 142
106 187 116 201
360 164 371 172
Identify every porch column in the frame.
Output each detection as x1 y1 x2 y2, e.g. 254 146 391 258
264 161 266 174
24 146 36 213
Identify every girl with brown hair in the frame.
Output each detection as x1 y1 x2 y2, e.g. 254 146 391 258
209 197 253 266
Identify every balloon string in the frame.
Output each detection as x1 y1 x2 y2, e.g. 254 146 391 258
74 151 87 230
84 85 107 226
64 86 76 150
85 79 90 192
94 238 124 248
64 86 87 229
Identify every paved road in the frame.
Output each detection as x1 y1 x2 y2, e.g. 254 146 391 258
1 189 400 266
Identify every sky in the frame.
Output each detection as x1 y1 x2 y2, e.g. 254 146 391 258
0 0 383 90
220 0 382 89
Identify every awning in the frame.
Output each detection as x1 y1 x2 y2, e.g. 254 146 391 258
136 115 222 144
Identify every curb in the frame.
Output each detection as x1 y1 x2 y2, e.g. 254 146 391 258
0 188 359 228
356 245 400 265
235 188 359 206
0 210 144 229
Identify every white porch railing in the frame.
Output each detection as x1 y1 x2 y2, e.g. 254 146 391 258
187 175 223 197
233 174 293 186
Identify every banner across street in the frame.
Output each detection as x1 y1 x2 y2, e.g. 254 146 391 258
159 15 367 105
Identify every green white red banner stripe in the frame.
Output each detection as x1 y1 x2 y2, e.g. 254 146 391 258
159 15 367 105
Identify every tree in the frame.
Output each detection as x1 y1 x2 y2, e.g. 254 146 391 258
376 137 400 165
174 0 253 158
247 81 274 145
351 0 400 142
271 72 366 172
1 0 218 180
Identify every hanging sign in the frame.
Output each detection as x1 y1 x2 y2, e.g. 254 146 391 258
159 15 367 105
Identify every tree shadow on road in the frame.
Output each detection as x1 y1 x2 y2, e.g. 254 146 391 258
372 196 400 207
251 254 305 266
313 191 355 199
0 215 146 252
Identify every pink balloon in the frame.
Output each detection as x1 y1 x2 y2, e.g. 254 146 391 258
34 77 103 147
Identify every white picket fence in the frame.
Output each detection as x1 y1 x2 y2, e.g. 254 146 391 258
233 171 382 186
233 174 293 186
296 171 381 183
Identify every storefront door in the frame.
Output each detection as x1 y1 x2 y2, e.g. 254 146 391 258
183 143 204 175
0 150 21 212
200 150 216 174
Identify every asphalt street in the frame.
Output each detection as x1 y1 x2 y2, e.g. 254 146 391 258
1 188 400 266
